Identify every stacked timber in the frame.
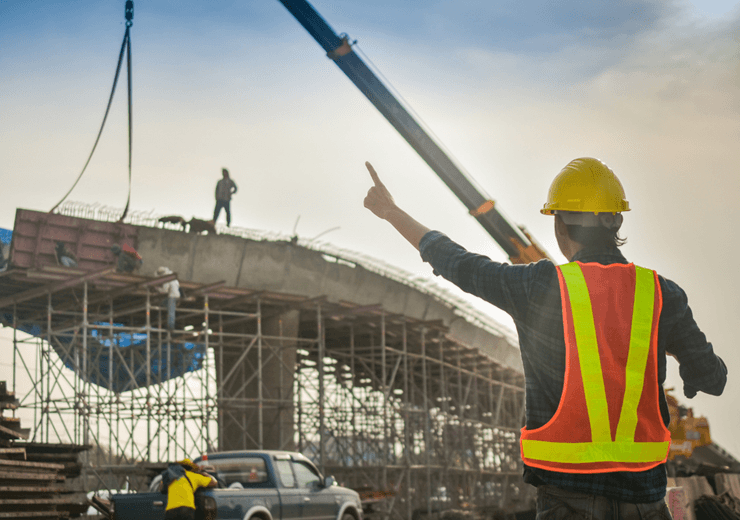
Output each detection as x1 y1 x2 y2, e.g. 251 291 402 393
0 381 29 442
14 443 91 518
0 381 90 519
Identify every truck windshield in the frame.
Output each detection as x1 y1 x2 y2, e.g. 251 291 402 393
207 457 269 487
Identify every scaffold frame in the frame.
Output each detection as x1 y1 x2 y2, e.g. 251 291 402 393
3 267 533 517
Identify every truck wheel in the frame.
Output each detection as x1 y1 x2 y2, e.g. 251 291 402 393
342 513 356 520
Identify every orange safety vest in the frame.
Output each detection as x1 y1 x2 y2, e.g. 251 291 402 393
520 262 671 473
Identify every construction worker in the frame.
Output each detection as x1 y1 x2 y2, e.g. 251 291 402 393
55 241 78 268
362 158 727 519
111 243 142 273
213 167 238 227
164 458 217 520
155 266 180 330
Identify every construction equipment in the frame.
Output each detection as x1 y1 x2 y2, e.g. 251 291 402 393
666 388 712 459
664 389 740 476
277 0 551 265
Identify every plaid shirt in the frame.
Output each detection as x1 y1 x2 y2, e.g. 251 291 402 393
419 231 727 503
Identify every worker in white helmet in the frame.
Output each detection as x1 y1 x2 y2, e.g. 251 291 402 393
363 158 727 519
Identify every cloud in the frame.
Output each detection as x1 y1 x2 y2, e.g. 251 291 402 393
316 0 677 54
588 9 740 126
426 1 740 95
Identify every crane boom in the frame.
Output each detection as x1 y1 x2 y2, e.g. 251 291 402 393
278 0 552 264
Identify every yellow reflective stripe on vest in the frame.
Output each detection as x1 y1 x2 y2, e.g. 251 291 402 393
523 263 662 464
615 266 655 442
559 263 610 443
522 439 670 463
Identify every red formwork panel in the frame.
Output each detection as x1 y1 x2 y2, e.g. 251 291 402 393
10 209 140 271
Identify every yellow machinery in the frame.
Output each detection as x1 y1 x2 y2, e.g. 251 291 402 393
665 388 712 459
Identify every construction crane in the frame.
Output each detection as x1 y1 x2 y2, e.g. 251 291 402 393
277 0 551 265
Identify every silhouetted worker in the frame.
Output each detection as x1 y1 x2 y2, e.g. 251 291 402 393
111 243 142 273
213 168 237 227
362 158 727 519
55 242 78 268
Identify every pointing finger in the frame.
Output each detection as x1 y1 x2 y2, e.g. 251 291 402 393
365 161 383 187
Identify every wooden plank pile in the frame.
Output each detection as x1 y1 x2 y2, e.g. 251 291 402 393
0 381 90 519
0 381 29 441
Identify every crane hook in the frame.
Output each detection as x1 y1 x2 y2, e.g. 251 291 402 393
125 0 134 27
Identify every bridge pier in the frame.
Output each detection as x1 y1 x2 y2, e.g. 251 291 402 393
216 309 298 452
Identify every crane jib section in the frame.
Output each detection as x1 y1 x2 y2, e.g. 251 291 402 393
278 0 550 264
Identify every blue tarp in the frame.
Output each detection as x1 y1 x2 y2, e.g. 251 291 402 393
0 228 11 245
2 314 205 393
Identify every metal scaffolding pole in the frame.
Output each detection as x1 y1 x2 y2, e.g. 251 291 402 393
82 281 89 484
217 311 224 451
380 312 388 493
402 321 411 520
145 287 151 461
317 304 325 473
257 298 263 449
421 328 432 518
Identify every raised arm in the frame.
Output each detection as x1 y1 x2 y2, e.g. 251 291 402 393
363 162 430 251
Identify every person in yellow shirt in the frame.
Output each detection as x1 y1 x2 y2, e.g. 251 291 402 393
165 459 217 520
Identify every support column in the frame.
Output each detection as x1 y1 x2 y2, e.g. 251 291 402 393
262 309 298 451
216 309 298 452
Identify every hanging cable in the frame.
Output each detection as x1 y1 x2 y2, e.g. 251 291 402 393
50 0 135 221
119 0 134 222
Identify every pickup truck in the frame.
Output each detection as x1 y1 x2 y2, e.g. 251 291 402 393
110 450 363 520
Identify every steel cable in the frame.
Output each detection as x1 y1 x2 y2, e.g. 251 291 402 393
50 1 134 222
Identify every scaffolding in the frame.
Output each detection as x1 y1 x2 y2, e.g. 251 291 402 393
3 271 219 487
2 267 533 517
1 205 534 517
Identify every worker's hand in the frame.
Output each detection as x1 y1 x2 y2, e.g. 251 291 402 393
683 383 698 399
363 161 430 250
364 162 396 220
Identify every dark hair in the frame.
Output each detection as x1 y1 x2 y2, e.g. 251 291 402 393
565 224 627 249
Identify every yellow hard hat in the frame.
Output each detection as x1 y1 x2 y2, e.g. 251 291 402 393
541 157 630 215
176 458 198 471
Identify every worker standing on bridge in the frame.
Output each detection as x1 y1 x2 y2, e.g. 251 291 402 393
363 158 727 519
213 167 238 227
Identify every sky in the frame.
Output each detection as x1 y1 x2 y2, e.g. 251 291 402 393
1 0 740 459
